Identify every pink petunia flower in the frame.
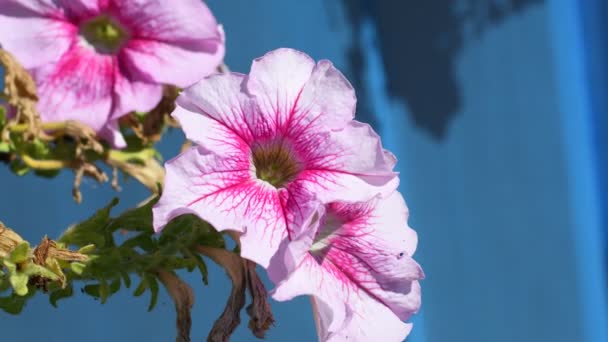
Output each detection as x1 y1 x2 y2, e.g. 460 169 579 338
0 0 225 146
153 48 398 267
271 192 424 341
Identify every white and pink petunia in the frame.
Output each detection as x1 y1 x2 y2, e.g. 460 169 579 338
0 0 225 146
153 48 398 267
270 192 424 342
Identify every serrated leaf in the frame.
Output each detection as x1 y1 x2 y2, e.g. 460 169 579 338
49 285 73 308
9 273 28 296
121 234 156 252
8 242 29 264
59 198 119 247
107 197 157 232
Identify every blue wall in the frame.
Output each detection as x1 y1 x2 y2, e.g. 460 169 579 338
1 1 607 341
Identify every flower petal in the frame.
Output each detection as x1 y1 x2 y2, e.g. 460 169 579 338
271 193 423 340
174 73 274 148
247 48 355 134
153 145 299 268
271 255 347 334
327 294 413 342
0 2 76 69
116 0 224 87
112 62 163 119
31 44 114 131
292 120 399 204
98 120 126 149
110 0 219 43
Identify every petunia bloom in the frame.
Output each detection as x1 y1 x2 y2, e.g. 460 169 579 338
270 192 424 341
0 0 225 146
153 48 398 267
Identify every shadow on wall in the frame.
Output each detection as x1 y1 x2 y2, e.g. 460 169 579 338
340 0 543 140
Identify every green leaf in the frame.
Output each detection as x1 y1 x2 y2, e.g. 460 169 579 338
77 244 96 254
99 280 109 303
107 197 157 233
189 250 209 285
0 142 10 153
49 285 73 308
9 160 29 176
0 291 31 314
33 169 61 178
9 273 28 296
83 284 100 298
59 198 119 247
8 242 30 264
120 271 131 288
70 262 87 275
23 264 59 281
133 277 147 297
120 234 156 252
146 274 159 312
0 104 6 124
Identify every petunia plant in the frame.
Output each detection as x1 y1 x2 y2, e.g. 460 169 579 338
0 1 423 341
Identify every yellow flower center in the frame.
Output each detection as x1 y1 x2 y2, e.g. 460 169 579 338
252 142 302 188
80 15 128 53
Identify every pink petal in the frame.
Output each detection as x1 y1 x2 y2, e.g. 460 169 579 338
58 0 109 20
152 147 269 267
112 62 163 119
247 48 355 134
271 193 423 340
291 120 399 204
98 120 126 149
110 0 219 44
327 294 413 342
174 73 273 148
0 2 76 69
32 44 114 132
115 0 224 87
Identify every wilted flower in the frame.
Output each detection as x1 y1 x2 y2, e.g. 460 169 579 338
0 0 225 146
153 48 398 267
271 192 424 341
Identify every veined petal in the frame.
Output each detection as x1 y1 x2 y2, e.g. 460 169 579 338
112 62 163 119
110 0 219 44
292 120 399 204
111 0 223 87
0 2 75 69
271 193 423 341
121 27 224 88
175 73 274 146
31 44 114 131
154 145 310 268
247 48 355 134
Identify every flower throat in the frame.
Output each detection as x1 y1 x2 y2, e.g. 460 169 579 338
80 15 128 53
252 142 301 188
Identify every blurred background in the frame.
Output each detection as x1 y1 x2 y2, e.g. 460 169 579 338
2 0 607 341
